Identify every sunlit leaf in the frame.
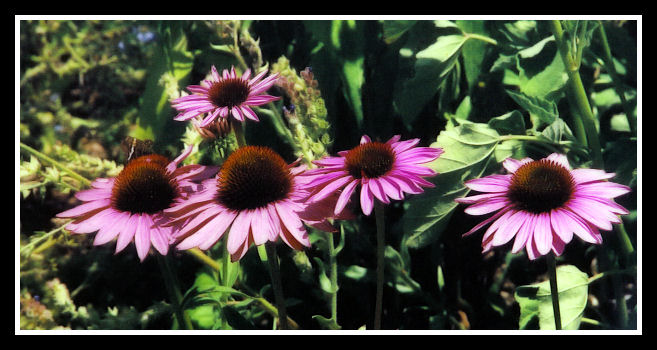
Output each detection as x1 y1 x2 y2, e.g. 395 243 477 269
515 264 589 330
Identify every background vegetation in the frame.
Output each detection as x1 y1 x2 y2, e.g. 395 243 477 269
19 19 637 330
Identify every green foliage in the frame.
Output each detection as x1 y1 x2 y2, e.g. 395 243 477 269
19 19 637 331
515 265 589 330
402 120 502 249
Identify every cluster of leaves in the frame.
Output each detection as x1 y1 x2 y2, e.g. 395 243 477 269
19 19 637 331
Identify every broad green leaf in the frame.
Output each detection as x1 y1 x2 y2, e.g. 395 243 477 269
456 20 489 89
488 110 526 135
454 96 472 120
305 20 365 131
402 121 500 248
506 89 558 127
394 34 468 126
382 20 417 44
515 264 589 330
135 22 194 147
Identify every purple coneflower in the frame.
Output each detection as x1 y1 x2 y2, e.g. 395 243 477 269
455 153 631 259
165 145 341 262
56 146 218 261
303 135 444 215
171 66 280 127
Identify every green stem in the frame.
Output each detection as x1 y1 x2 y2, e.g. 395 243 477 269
265 243 288 330
464 32 498 46
20 142 92 187
157 254 193 330
325 231 339 324
588 266 637 284
550 20 603 168
373 200 385 330
231 119 247 148
183 248 301 329
546 253 562 330
597 21 636 135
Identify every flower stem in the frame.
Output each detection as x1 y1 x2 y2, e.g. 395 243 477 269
373 199 385 330
265 242 288 330
325 231 339 324
231 119 247 148
549 20 603 168
157 254 193 330
597 21 636 135
546 253 562 330
183 248 301 329
20 142 92 187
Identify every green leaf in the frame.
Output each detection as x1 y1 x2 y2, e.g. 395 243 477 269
506 89 558 127
313 257 338 294
402 121 500 248
487 110 526 135
385 246 421 294
515 265 589 330
305 20 365 130
312 315 342 330
394 33 468 126
135 22 194 147
456 20 489 89
382 20 417 44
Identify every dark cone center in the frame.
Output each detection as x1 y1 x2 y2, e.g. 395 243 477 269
345 142 395 179
111 154 179 214
208 78 250 108
507 159 575 214
216 146 292 210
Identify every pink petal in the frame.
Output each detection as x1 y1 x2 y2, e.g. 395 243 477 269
492 210 525 246
335 179 358 215
463 175 510 193
57 198 111 218
360 181 374 215
227 210 252 255
571 168 616 184
115 214 138 253
550 209 574 244
368 178 390 204
275 202 309 247
93 211 129 246
534 212 553 255
134 214 151 261
512 213 535 253
464 197 510 216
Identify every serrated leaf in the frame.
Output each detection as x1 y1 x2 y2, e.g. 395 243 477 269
506 89 558 126
402 121 500 248
515 264 589 330
488 110 526 135
394 34 468 126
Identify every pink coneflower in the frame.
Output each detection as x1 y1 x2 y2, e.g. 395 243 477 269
303 135 444 215
171 66 280 127
455 153 631 259
56 146 218 261
165 145 340 262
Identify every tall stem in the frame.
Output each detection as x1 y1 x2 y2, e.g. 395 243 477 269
546 253 562 330
20 142 92 187
373 200 385 330
157 254 193 330
326 231 339 323
597 21 636 135
231 119 246 148
265 242 288 330
550 20 603 168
